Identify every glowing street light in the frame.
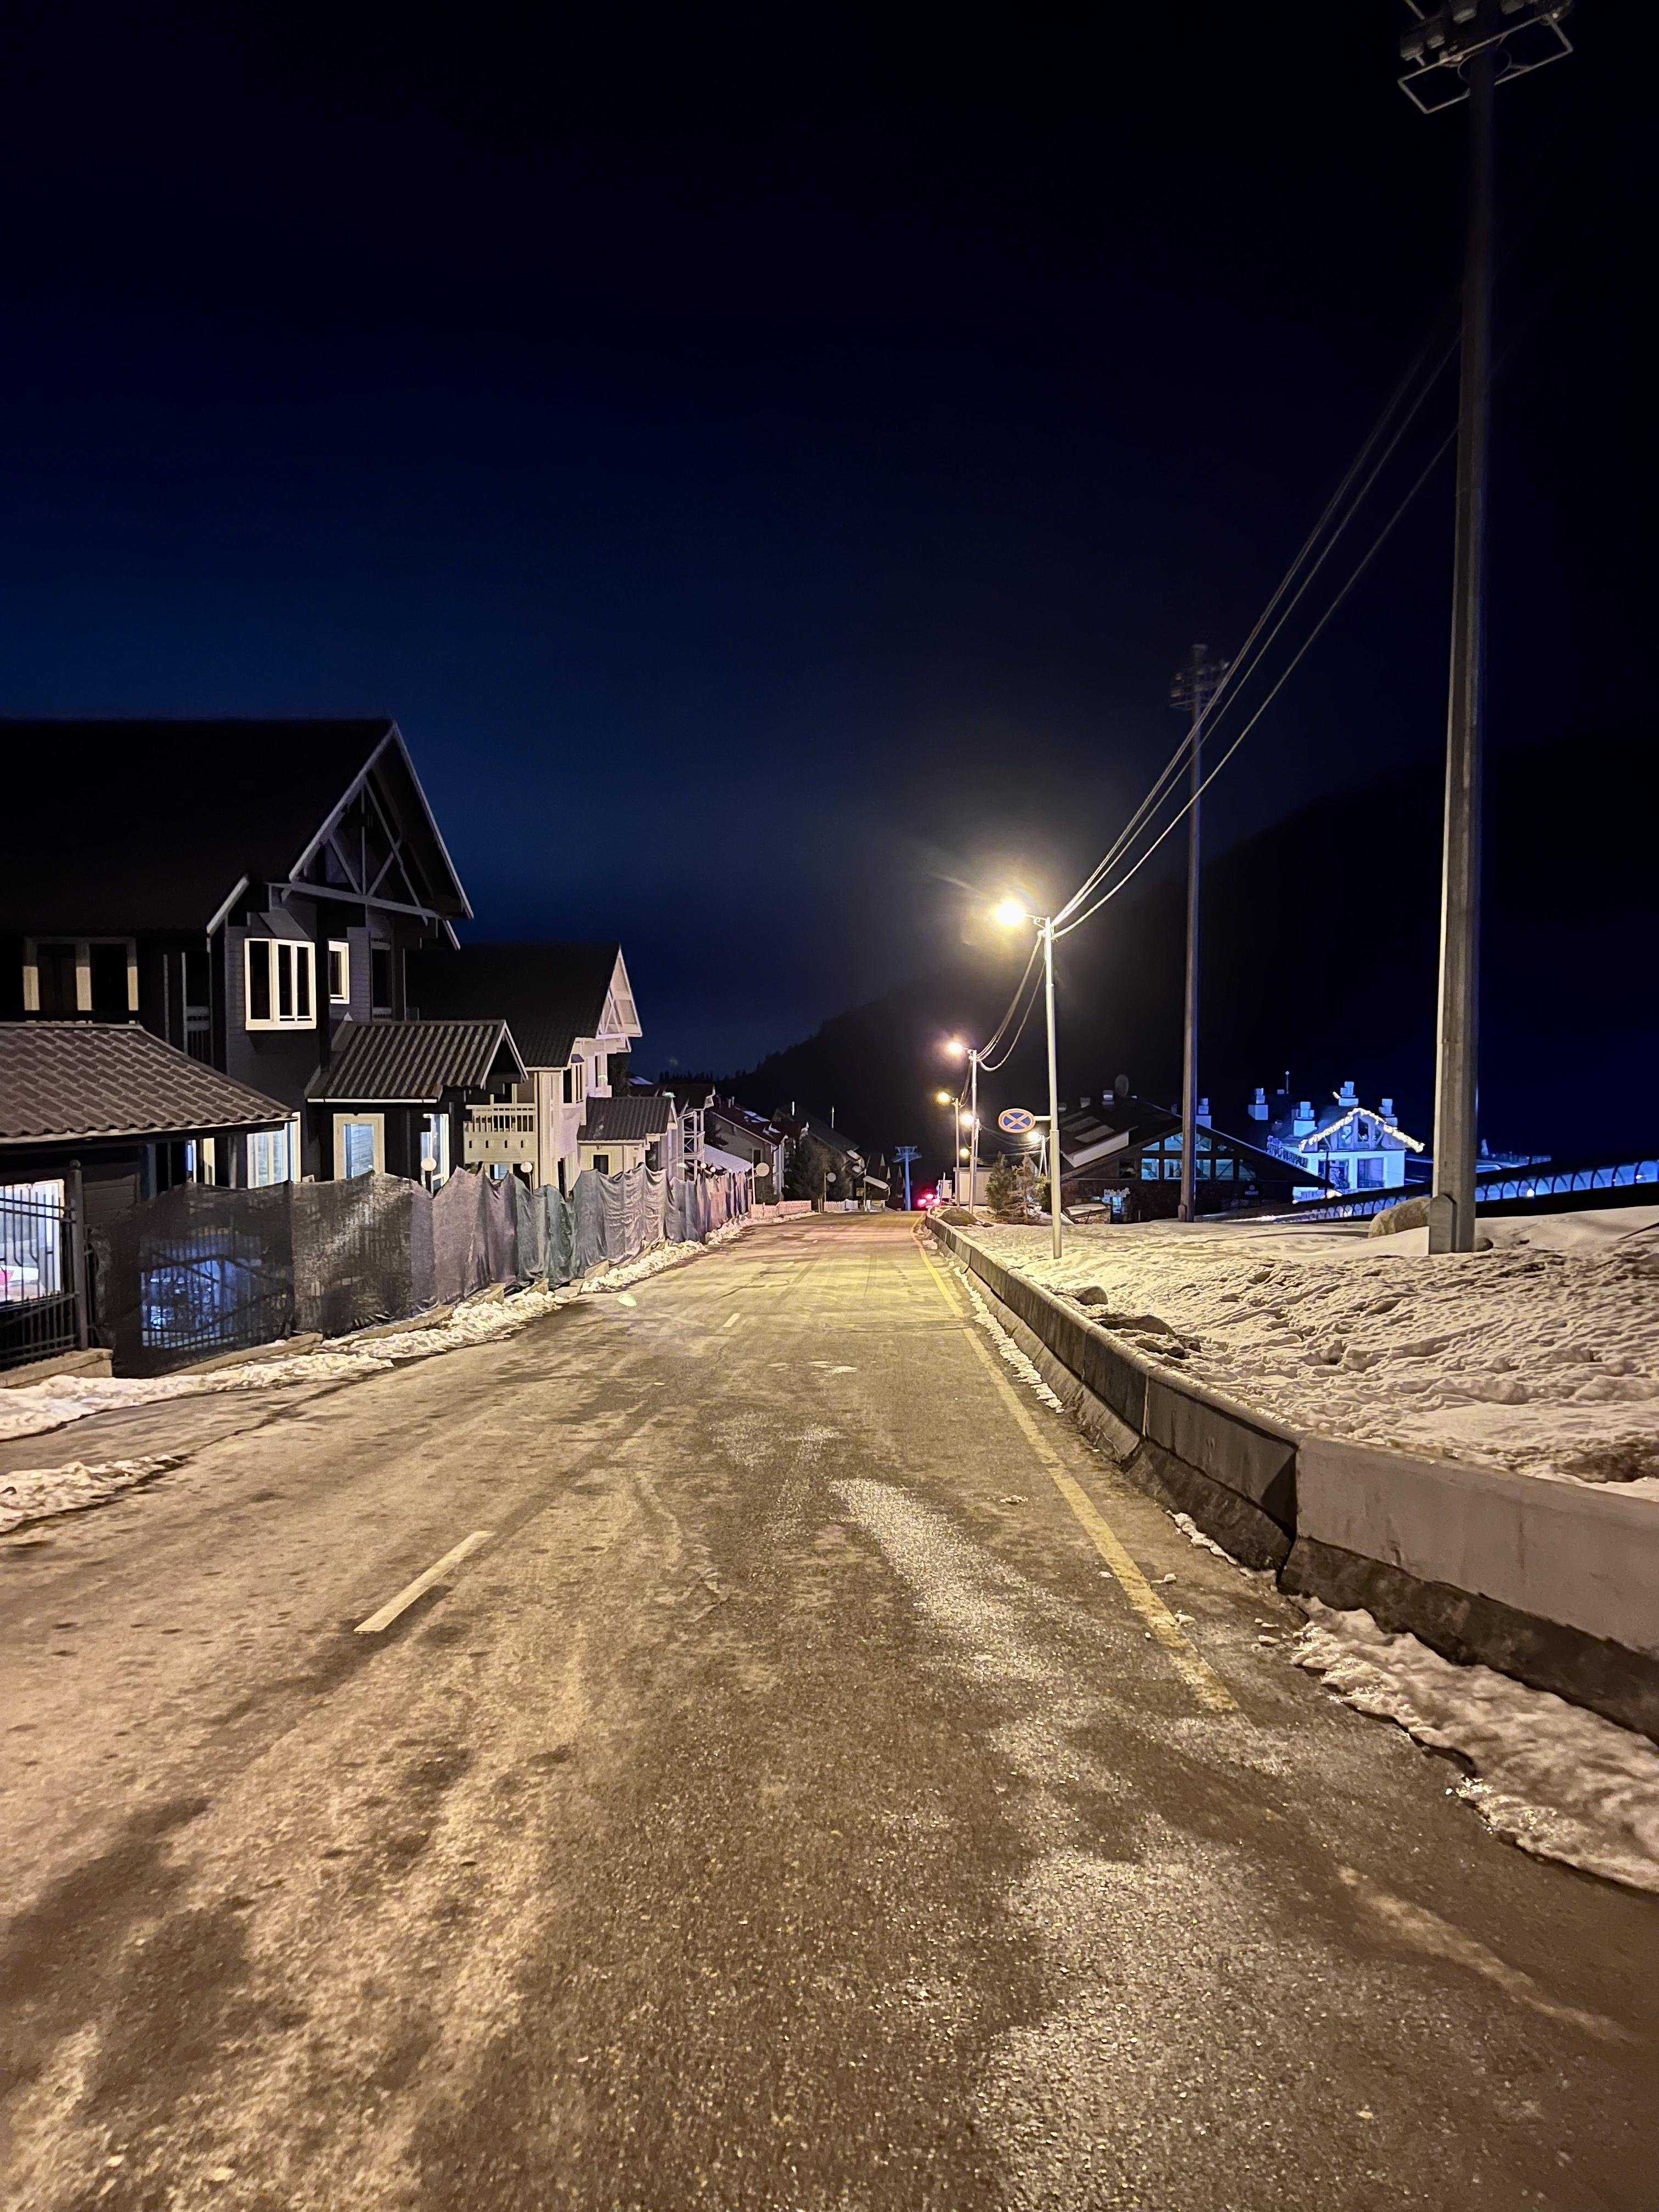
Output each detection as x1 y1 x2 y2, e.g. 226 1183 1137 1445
989 895 1062 1259
933 1088 953 1106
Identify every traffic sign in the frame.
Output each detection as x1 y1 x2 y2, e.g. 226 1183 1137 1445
997 1107 1037 1135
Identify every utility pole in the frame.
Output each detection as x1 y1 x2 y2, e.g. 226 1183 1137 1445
1042 916 1062 1260
1396 0 1573 1252
968 1046 979 1210
1170 645 1227 1225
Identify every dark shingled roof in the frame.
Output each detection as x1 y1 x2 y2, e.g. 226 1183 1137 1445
409 943 623 1069
308 1019 524 1105
580 1092 675 1144
0 1022 291 1146
0 718 468 933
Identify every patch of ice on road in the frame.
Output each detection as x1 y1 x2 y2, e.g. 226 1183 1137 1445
0 1223 754 1448
1293 1600 1659 1894
0 1454 185 1534
834 1477 1056 1690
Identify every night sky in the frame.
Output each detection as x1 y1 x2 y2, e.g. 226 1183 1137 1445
2 5 1635 1077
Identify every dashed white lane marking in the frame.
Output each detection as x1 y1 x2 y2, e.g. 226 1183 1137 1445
354 1531 494 1635
720 1313 741 1331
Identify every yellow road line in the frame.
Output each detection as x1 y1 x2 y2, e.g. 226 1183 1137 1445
915 1241 1235 1714
355 1530 494 1635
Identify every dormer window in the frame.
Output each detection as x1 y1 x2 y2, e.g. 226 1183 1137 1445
245 938 314 1029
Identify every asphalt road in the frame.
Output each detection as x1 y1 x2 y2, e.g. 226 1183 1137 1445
1 1214 1655 2212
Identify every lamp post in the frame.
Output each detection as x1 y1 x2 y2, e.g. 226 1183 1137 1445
991 901 1062 1260
943 1037 980 1208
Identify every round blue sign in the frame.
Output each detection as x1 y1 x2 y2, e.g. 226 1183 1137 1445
998 1107 1037 1135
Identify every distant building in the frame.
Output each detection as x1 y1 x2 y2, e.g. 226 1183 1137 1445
1057 1082 1321 1220
1249 1080 1425 1201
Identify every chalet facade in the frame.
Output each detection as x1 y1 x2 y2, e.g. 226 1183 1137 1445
408 942 644 1193
1248 1080 1426 1200
2 719 471 1186
1058 1085 1323 1220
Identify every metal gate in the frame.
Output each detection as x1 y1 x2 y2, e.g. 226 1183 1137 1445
1 1176 84 1372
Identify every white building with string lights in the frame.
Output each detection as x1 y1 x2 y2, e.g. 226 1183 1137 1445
1248 1079 1425 1201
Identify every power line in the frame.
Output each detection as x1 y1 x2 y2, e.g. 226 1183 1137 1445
1055 422 1459 940
1053 325 1457 931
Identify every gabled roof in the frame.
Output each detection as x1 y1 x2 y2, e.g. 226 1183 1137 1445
0 1021 290 1146
308 1019 523 1105
409 942 636 1069
580 1092 676 1144
0 719 469 933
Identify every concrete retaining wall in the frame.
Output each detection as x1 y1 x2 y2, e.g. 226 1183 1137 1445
929 1216 1659 1741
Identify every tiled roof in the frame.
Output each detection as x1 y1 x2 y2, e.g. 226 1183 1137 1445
308 1019 524 1104
581 1093 675 1144
409 943 624 1068
0 1022 291 1145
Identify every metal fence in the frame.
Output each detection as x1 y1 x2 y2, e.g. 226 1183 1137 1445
1266 1152 1658 1226
1 1177 82 1371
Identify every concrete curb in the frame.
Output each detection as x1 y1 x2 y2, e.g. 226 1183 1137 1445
928 1216 1659 1741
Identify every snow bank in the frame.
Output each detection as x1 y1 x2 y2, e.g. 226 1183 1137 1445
0 1223 752 1451
0 1455 185 1536
1293 1601 1659 1894
969 1211 1659 1488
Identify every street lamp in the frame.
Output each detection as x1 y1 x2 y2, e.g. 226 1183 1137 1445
991 898 1062 1259
941 1040 982 1209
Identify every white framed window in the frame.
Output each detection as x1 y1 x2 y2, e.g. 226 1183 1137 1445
327 940 351 1006
1 1180 65 1301
247 1126 292 1188
245 938 315 1029
564 1058 585 1104
334 1113 385 1179
420 1112 451 1190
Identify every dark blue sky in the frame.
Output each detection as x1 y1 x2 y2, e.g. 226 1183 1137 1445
1 5 1633 1072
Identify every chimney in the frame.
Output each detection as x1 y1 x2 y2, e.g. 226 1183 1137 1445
1197 1096 1211 1126
1339 1079 1357 1106
1381 1097 1395 1122
1249 1086 1268 1123
1080 1096 1092 1110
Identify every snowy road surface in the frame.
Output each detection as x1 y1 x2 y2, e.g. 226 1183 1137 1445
0 1214 1654 2211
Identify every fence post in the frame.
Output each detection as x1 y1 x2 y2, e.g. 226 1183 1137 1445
67 1155 90 1350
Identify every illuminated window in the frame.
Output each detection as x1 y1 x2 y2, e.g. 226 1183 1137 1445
247 1127 291 1187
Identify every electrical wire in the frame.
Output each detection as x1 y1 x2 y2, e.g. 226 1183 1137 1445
1049 225 1582 946
1052 323 1458 930
978 951 1045 1073
1054 422 1458 939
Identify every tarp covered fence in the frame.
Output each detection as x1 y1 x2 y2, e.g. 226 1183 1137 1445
94 1161 753 1376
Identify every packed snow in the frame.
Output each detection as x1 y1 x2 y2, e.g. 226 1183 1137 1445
1293 1600 1659 1894
0 1221 753 1456
966 1209 1659 1487
0 1454 185 1537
